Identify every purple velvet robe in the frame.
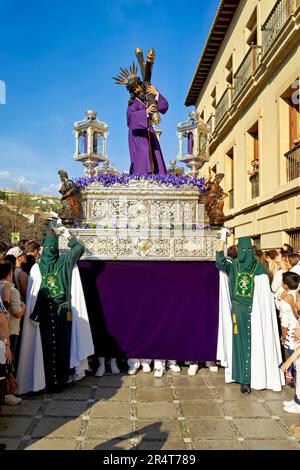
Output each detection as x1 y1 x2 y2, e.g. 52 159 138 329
127 93 169 175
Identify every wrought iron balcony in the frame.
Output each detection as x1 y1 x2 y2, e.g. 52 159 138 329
215 87 232 128
289 231 300 253
285 143 300 181
233 46 260 99
261 0 300 57
250 173 259 198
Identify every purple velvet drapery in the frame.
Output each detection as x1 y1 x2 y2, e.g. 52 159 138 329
78 261 219 361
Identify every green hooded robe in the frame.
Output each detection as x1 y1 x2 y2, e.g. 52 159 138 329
30 234 84 391
216 237 267 384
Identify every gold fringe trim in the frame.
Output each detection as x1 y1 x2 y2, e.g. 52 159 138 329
233 312 238 334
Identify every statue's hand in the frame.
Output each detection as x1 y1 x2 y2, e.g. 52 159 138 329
147 104 157 115
146 86 158 96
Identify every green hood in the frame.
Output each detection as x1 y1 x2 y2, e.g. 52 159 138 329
39 234 59 277
236 237 257 273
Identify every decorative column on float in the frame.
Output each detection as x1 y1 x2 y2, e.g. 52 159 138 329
177 111 210 177
74 110 109 177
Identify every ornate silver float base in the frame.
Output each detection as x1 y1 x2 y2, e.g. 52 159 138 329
60 228 218 261
62 179 218 260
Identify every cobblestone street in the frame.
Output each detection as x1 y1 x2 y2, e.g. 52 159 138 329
1 366 300 450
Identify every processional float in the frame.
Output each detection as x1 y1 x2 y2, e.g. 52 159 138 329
58 49 224 260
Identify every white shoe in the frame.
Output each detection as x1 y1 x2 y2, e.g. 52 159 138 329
5 394 22 405
154 368 165 378
95 364 105 377
283 399 296 407
73 370 85 382
110 359 120 375
283 403 300 414
142 364 151 373
188 364 199 376
169 364 181 373
128 366 138 375
206 361 218 372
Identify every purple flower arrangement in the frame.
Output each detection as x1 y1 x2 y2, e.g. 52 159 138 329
75 173 206 193
191 224 211 230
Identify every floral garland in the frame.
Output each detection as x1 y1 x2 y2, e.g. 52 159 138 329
75 173 206 193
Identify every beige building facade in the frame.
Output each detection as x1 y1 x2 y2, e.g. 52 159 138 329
185 0 300 251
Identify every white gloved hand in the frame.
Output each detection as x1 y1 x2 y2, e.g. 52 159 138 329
54 225 71 239
220 227 231 242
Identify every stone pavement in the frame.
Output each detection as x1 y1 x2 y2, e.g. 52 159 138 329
1 365 300 450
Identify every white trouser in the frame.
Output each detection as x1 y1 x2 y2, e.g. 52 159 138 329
0 341 5 365
154 360 176 370
127 359 151 368
296 358 300 401
0 341 5 382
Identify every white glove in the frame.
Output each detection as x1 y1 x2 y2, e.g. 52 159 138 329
220 227 231 242
49 217 63 231
54 225 71 239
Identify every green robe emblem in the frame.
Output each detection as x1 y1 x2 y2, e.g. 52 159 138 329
42 271 65 299
234 260 258 299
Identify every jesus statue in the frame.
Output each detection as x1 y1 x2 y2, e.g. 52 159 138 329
113 57 168 175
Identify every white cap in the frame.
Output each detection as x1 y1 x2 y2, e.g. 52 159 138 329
6 247 26 258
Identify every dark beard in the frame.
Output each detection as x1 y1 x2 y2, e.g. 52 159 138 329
136 90 146 103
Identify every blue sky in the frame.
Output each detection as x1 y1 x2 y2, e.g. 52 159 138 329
0 0 220 195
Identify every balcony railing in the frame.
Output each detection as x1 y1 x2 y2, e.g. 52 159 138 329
228 189 234 209
250 173 259 198
233 46 260 99
261 0 300 56
289 230 300 253
285 143 300 181
215 87 232 128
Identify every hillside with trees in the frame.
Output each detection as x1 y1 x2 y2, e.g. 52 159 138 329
0 189 61 245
